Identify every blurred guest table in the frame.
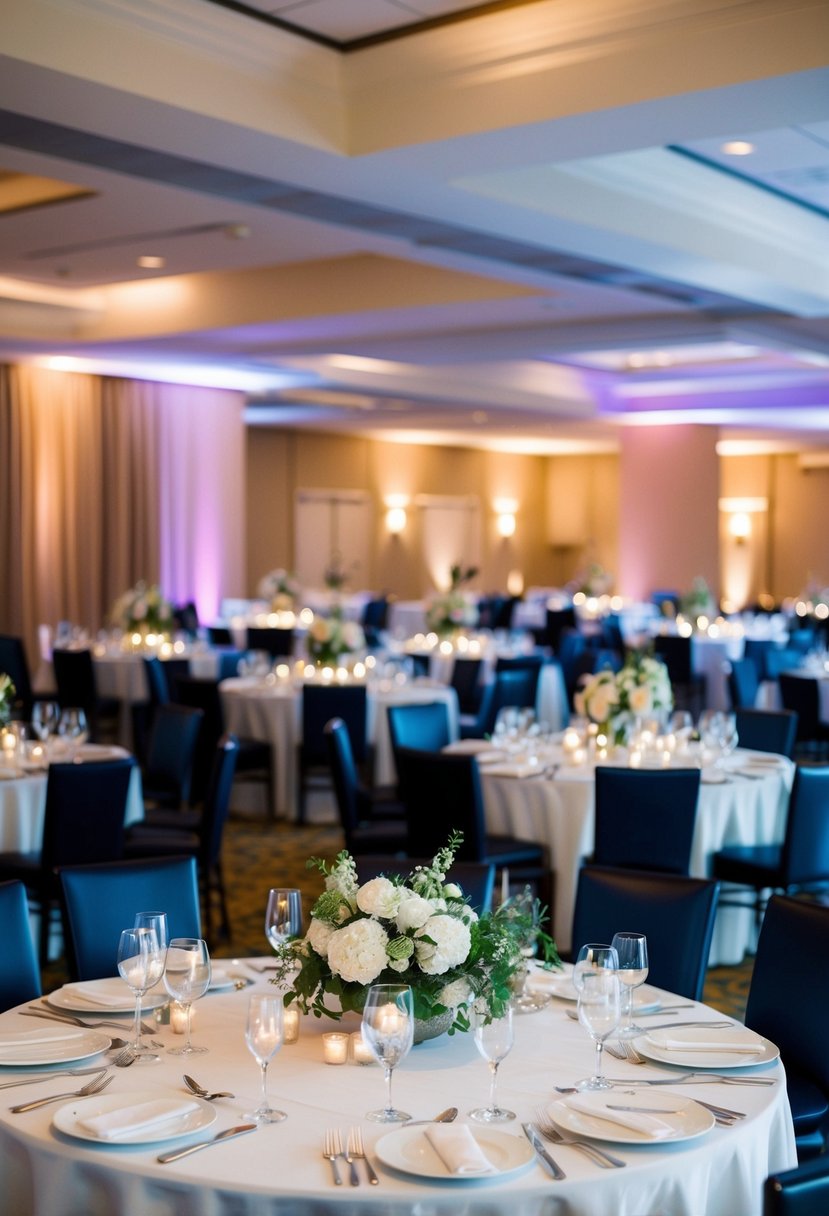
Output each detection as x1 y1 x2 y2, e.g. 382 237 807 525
757 657 829 722
459 741 794 961
0 743 144 852
0 966 794 1216
220 672 459 820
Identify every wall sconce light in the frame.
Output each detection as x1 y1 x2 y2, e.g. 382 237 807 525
728 512 752 543
493 498 518 539
384 494 408 536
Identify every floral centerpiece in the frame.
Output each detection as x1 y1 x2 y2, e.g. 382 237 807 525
110 581 173 638
574 651 673 746
425 563 479 638
572 562 614 598
271 834 560 1036
307 610 365 667
680 576 716 623
0 673 15 725
257 568 300 612
324 552 358 594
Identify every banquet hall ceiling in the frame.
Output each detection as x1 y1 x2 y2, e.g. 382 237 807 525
0 0 827 454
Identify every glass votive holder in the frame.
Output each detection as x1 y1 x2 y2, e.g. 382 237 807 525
284 1007 300 1044
322 1032 349 1064
351 1031 374 1065
170 1002 191 1034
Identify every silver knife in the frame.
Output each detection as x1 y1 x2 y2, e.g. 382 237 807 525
157 1123 258 1164
522 1123 565 1180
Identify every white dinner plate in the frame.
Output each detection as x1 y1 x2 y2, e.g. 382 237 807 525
534 973 662 1014
48 979 168 1014
632 1028 780 1070
53 1090 216 1145
375 1125 534 1181
0 1029 111 1066
547 1091 715 1145
207 968 235 991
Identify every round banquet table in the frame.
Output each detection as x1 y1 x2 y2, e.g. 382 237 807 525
0 966 795 1216
219 676 460 820
477 747 794 962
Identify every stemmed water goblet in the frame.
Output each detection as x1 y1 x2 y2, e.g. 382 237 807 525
361 984 414 1123
57 707 89 759
244 993 287 1123
163 937 211 1055
265 888 303 987
468 1007 515 1123
572 942 619 996
31 700 59 744
117 927 165 1062
611 932 649 1039
575 969 621 1091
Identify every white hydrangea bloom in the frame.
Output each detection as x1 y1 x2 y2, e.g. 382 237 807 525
327 919 389 985
306 917 335 959
356 877 401 919
396 892 435 932
438 977 472 1008
414 914 471 975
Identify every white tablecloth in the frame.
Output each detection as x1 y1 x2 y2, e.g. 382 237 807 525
0 747 144 852
0 969 795 1216
219 678 460 819
481 749 794 962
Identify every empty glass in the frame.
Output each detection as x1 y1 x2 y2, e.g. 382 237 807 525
265 888 303 951
163 937 211 1055
117 927 165 1061
31 700 59 742
245 994 286 1123
572 943 619 995
611 932 649 1039
468 1008 515 1123
575 970 621 1091
361 984 414 1123
57 707 89 758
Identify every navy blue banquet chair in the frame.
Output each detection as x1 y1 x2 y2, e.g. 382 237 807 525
52 646 118 742
593 766 701 875
299 683 368 824
141 702 204 813
494 652 546 706
745 896 829 1159
449 656 484 715
734 708 798 758
653 634 705 717
712 765 829 923
245 625 295 658
360 597 389 647
764 1155 829 1215
728 656 760 709
570 865 720 999
779 675 829 760
325 718 407 856
59 855 202 981
355 856 496 916
543 606 578 654
0 634 37 720
0 757 134 966
0 879 41 1009
387 701 452 755
460 666 539 739
394 745 551 908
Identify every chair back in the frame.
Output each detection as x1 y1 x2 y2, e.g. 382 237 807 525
395 747 487 861
246 626 294 658
324 718 362 841
144 703 205 807
545 607 577 654
494 653 545 703
764 1154 829 1216
52 647 97 721
653 635 694 683
780 765 829 886
387 702 451 754
0 880 41 1008
355 856 495 915
571 865 720 1000
60 856 201 980
143 656 171 707
302 684 367 767
779 675 823 742
198 734 240 869
734 708 797 758
593 766 700 875
471 667 539 738
766 648 806 680
744 639 776 682
728 657 760 709
41 758 134 870
173 601 199 637
169 676 224 802
361 597 388 645
207 625 233 647
0 634 35 718
450 656 484 715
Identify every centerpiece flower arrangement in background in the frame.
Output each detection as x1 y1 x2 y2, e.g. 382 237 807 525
571 562 614 599
426 563 479 638
574 651 673 746
257 567 301 613
271 833 560 1036
679 576 716 625
0 673 16 725
307 610 365 667
111 580 173 638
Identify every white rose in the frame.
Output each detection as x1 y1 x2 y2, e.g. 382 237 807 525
310 617 331 643
396 892 435 932
628 685 653 714
327 919 389 985
356 877 400 919
342 622 364 650
414 914 471 975
442 883 463 900
438 978 472 1008
306 917 335 959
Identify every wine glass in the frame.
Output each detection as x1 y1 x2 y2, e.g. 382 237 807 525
134 911 169 952
717 712 739 763
117 927 165 1061
244 993 287 1123
575 969 621 1091
57 707 89 758
468 1008 515 1123
361 984 414 1123
572 943 619 996
611 932 649 1039
163 938 211 1055
265 888 303 951
31 700 59 742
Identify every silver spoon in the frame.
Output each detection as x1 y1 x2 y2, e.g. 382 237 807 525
402 1106 458 1126
183 1074 235 1101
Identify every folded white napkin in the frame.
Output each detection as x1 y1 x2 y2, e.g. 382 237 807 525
78 1098 201 1140
647 1026 763 1054
424 1124 497 1175
565 1095 675 1139
526 969 574 997
0 1028 86 1049
482 762 542 779
60 980 132 1008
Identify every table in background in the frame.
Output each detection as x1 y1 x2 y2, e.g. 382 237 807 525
480 748 794 960
220 677 460 819
0 971 795 1216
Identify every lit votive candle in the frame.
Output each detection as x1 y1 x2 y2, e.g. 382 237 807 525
170 1002 191 1034
284 1007 300 1044
562 728 581 753
351 1032 374 1065
322 1032 349 1064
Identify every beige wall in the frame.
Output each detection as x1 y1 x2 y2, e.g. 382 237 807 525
246 427 829 607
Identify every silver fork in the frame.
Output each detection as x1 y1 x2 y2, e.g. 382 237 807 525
348 1125 379 1185
339 1128 359 1186
323 1129 342 1185
534 1107 626 1168
25 1007 154 1034
10 1070 112 1113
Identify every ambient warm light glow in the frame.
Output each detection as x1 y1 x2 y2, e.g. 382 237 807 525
137 255 166 269
721 140 755 155
385 506 407 535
